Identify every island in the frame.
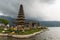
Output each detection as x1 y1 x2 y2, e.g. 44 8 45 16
0 4 48 40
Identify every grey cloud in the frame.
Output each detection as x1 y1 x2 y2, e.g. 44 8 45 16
40 0 55 4
0 0 19 18
0 0 56 21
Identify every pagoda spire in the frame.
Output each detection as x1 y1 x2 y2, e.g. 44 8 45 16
18 4 24 18
16 4 25 26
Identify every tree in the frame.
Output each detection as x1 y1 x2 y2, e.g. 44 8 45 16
0 18 9 25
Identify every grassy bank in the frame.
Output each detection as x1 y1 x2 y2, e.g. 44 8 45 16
0 27 47 35
16 28 41 35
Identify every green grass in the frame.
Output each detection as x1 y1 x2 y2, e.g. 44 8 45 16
0 28 3 33
16 28 41 35
0 27 47 35
1 28 41 35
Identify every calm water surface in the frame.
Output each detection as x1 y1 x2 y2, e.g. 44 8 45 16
35 27 60 40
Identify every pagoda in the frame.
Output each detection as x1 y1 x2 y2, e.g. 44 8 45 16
16 4 25 27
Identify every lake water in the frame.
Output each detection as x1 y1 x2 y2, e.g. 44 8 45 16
35 27 60 40
0 27 60 40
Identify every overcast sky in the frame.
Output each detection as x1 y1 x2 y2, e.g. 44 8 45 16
0 0 60 21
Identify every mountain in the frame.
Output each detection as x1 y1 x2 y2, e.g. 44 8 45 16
0 16 15 26
40 21 60 27
25 19 60 27
0 16 60 27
